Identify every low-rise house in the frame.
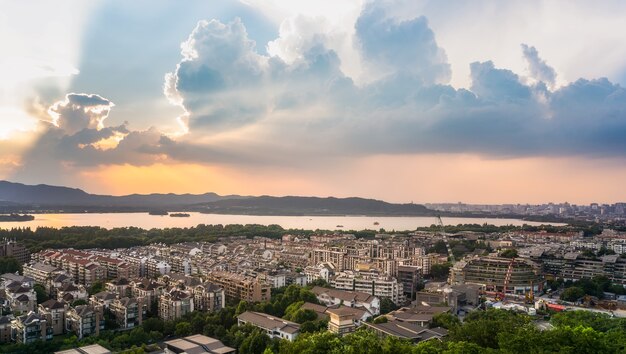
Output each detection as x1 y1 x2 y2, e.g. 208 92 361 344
55 344 112 354
106 278 131 297
311 286 380 315
0 274 35 288
49 274 74 297
110 297 145 329
57 283 89 303
3 281 37 313
326 307 367 336
164 334 235 354
38 299 67 335
237 311 300 341
11 311 52 343
65 305 103 339
363 320 448 342
90 291 117 310
130 279 164 308
386 306 451 327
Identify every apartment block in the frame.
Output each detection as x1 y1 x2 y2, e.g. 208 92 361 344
110 297 145 329
192 283 225 313
11 312 52 344
158 289 194 321
65 305 103 339
205 271 271 302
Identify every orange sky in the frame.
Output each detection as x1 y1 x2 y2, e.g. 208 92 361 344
70 154 626 204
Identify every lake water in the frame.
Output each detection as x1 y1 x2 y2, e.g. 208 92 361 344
0 212 563 231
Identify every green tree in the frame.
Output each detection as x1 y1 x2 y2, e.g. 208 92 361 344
236 300 250 316
239 329 272 354
88 281 105 295
560 287 585 302
379 297 398 314
142 318 165 333
33 284 48 304
430 312 460 329
175 322 192 337
430 263 452 280
291 309 317 324
372 316 388 324
0 257 22 274
500 249 518 258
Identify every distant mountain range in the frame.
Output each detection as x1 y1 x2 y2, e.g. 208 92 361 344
0 180 240 208
192 196 434 216
0 180 435 216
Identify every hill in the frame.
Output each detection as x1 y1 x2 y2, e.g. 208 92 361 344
193 195 434 216
0 180 433 216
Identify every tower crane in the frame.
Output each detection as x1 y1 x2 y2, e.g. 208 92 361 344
496 258 515 301
435 215 455 263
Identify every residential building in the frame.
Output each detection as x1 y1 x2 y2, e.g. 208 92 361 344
330 271 405 305
38 299 67 335
11 312 52 344
22 262 64 288
363 320 448 342
164 334 235 354
110 297 145 329
0 239 30 264
327 306 369 336
57 283 88 303
0 315 13 343
3 281 37 313
311 286 380 315
159 289 194 321
237 311 300 341
192 283 224 313
65 305 103 339
206 271 271 302
385 306 451 327
55 344 112 354
397 265 422 301
449 256 544 296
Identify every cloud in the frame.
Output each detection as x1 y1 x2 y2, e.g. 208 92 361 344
47 93 115 135
521 44 557 88
164 18 270 133
355 1 451 84
10 0 626 186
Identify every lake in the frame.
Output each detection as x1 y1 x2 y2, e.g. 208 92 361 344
0 212 563 231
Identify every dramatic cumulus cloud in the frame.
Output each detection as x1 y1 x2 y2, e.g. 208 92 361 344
521 43 557 88
11 0 626 183
160 1 626 160
355 1 451 84
47 93 115 134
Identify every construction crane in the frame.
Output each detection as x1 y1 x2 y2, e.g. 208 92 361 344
525 281 535 304
497 258 515 301
435 215 455 263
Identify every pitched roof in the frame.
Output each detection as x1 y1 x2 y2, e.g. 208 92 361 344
237 311 300 334
40 299 66 310
364 321 448 341
311 286 376 304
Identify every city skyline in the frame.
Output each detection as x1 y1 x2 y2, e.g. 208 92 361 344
2 0 626 204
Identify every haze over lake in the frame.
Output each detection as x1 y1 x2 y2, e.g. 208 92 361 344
0 212 563 230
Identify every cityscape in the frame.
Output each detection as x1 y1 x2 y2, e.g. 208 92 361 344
2 0 626 353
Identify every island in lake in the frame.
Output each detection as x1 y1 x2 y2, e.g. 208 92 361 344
169 213 191 217
148 211 168 216
0 214 35 222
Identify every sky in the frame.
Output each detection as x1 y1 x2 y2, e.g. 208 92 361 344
1 0 626 204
